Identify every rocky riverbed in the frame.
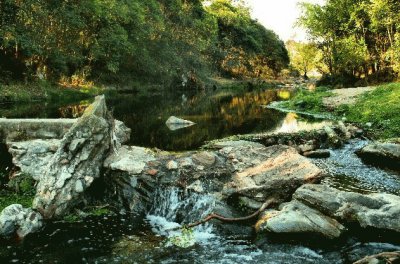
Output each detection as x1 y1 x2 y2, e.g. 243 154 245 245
0 96 399 263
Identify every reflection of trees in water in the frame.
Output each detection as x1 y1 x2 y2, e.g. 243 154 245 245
0 100 91 119
108 89 287 150
58 102 90 118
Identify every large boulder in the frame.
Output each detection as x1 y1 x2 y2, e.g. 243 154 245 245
356 139 400 169
294 184 400 232
33 95 112 218
256 200 346 239
222 144 323 205
0 204 43 238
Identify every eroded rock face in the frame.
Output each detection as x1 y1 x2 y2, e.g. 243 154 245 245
0 204 43 238
357 139 400 169
256 200 346 239
294 184 400 232
33 96 112 219
104 146 158 214
7 139 61 180
222 144 323 205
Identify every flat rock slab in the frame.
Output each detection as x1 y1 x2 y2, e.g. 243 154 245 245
256 200 345 239
104 146 156 175
223 144 323 203
294 184 400 232
0 118 76 142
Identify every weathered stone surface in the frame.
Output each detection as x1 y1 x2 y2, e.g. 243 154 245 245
297 144 315 154
256 200 346 239
7 139 61 180
223 144 323 203
165 116 195 131
357 139 400 169
104 146 156 175
0 118 75 143
166 160 178 170
192 151 216 167
0 204 43 238
294 184 400 232
33 95 112 218
112 119 131 147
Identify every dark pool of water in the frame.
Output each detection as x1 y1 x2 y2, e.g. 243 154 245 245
106 89 291 151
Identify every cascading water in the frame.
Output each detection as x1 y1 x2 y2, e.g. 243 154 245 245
146 187 216 244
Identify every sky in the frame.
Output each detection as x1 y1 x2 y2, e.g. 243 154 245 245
246 0 325 42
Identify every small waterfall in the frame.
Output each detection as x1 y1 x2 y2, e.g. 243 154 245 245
146 187 217 243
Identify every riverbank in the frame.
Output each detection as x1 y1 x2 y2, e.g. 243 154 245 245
0 81 105 105
277 82 400 139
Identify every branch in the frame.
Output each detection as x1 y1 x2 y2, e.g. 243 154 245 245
353 251 400 264
169 198 275 231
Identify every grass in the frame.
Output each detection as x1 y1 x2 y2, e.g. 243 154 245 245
279 86 333 114
281 82 400 140
0 80 104 104
337 82 400 139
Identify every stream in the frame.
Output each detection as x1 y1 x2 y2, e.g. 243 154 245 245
0 88 400 263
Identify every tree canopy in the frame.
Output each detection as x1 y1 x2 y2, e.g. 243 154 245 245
0 0 289 88
298 0 399 84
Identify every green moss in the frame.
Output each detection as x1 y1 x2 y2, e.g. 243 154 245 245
337 82 400 139
0 191 34 212
8 173 36 195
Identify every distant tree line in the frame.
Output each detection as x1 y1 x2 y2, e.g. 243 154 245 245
299 0 400 85
0 0 289 88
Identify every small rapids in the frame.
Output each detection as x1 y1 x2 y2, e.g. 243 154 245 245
313 140 400 195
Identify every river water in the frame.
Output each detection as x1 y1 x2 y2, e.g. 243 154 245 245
0 88 399 263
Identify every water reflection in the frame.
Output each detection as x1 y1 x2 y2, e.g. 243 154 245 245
106 89 290 150
276 113 333 133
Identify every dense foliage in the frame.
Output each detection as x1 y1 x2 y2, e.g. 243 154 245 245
299 0 400 85
0 0 288 88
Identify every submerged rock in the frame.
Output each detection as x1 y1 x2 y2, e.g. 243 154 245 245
256 200 345 239
0 204 43 238
33 95 112 219
294 184 400 232
356 139 400 169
